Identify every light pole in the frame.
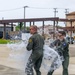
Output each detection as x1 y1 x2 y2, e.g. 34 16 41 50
24 6 28 32
24 6 28 19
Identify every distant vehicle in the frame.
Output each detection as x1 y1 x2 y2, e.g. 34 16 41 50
0 31 11 39
66 37 74 44
0 31 3 38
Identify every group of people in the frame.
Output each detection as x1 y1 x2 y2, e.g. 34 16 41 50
25 25 69 75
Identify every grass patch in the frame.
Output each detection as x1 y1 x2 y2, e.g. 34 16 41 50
0 39 10 44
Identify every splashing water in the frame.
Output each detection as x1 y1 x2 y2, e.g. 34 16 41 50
7 33 63 72
7 33 31 62
42 45 62 71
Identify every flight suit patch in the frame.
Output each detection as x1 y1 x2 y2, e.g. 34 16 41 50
29 39 32 43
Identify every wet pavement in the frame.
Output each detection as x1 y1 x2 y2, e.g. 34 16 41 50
0 65 25 75
0 44 75 75
0 64 75 75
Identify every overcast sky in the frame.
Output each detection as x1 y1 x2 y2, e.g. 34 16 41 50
0 0 75 20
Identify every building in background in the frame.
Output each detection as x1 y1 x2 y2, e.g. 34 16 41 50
66 12 75 27
0 24 16 39
38 25 63 39
66 12 75 37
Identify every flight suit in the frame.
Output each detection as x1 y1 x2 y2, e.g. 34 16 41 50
48 39 69 75
25 32 44 75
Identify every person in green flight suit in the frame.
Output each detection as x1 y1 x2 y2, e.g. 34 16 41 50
47 31 69 75
25 25 44 75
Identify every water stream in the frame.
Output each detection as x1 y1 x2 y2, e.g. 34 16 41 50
7 33 63 72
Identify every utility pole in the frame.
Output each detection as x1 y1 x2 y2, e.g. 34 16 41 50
53 8 58 39
2 17 4 20
65 9 69 27
53 8 58 17
65 9 69 14
24 6 28 32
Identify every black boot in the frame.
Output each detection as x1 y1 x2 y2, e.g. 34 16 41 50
47 70 54 75
36 70 41 75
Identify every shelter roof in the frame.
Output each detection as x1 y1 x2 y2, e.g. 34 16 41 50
66 11 75 16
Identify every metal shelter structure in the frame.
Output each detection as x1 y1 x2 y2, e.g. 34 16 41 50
0 17 75 39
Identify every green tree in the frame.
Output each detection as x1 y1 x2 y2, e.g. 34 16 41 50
16 22 30 32
16 22 24 31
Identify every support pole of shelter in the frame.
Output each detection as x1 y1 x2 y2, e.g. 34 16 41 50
70 21 72 37
56 21 58 31
42 21 44 38
20 22 22 31
30 22 31 26
3 23 6 39
33 21 34 25
11 23 13 31
53 21 55 39
24 22 26 32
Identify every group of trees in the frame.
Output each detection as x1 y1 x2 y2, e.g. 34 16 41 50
16 22 30 31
